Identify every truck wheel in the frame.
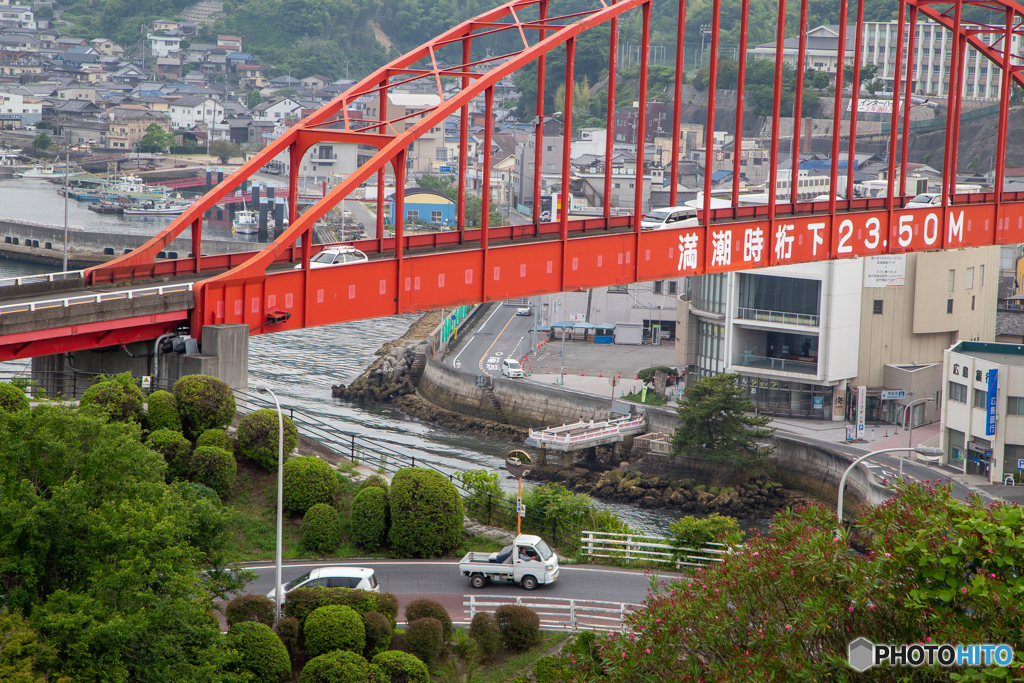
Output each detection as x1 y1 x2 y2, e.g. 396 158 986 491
471 574 487 590
521 575 538 591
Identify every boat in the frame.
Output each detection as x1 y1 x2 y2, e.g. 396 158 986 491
232 208 259 234
15 164 83 179
122 198 192 216
101 173 167 200
88 201 124 215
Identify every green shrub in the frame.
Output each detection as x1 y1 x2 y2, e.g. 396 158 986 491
237 408 299 470
533 655 570 682
283 457 338 515
303 503 341 555
495 605 541 651
80 372 144 422
469 612 500 663
387 468 462 558
299 650 386 683
225 594 276 628
196 427 233 451
304 605 365 657
350 487 389 550
146 390 180 432
189 445 237 498
669 513 743 547
145 428 192 480
404 599 451 643
362 611 392 659
226 621 291 683
173 374 236 440
0 383 30 413
637 366 678 383
403 617 443 667
275 616 301 663
371 650 429 683
359 474 389 492
284 587 398 627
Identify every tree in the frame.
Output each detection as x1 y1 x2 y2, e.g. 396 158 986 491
670 373 773 465
844 62 879 86
31 134 51 150
209 141 244 164
139 123 175 153
809 70 831 91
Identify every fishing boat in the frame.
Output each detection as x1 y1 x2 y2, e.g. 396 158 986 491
100 173 167 200
15 164 83 179
232 208 259 234
122 198 191 216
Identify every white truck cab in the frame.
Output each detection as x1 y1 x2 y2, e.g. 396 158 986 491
459 533 559 590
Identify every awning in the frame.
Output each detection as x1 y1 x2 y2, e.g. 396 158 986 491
552 320 575 328
594 323 616 330
530 325 551 332
573 322 596 329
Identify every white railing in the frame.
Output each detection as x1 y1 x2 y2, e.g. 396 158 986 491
0 282 193 315
528 415 645 446
0 270 86 288
464 595 641 633
736 307 820 327
581 530 734 569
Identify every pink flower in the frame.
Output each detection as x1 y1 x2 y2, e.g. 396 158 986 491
961 587 968 594
848 606 854 612
884 553 891 558
785 625 792 630
926 637 931 642
645 648 650 654
752 551 760 557
622 652 627 659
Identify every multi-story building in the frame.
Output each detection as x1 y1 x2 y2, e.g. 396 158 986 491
364 92 443 176
168 95 223 130
0 89 40 128
0 0 35 29
541 279 685 345
106 106 171 150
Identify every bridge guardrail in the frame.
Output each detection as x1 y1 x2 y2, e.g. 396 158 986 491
0 270 86 289
581 530 734 569
527 415 646 447
0 282 193 314
464 595 640 632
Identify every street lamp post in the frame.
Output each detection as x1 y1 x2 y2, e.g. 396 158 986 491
835 445 945 536
255 384 285 623
700 24 712 68
62 140 69 272
902 398 935 480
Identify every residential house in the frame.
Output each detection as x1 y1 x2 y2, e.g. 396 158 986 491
387 187 457 227
56 84 101 101
156 57 182 79
0 0 36 30
364 91 443 175
167 94 224 130
300 74 329 90
148 34 182 58
0 89 41 127
106 105 170 149
88 38 124 57
253 96 303 123
216 35 241 51
152 19 180 32
235 64 265 89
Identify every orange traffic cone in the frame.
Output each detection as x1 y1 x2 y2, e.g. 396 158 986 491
884 428 889 438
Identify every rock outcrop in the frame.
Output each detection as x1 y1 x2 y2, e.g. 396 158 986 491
331 340 426 402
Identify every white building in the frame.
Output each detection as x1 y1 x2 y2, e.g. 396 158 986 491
148 34 182 58
541 279 685 345
168 95 224 130
0 90 42 128
0 0 35 29
940 341 1024 483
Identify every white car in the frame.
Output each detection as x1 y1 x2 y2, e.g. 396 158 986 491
640 206 699 231
266 566 379 601
501 358 525 378
516 307 532 316
294 246 368 269
905 193 942 209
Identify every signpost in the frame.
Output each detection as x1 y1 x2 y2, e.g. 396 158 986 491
505 450 533 535
880 390 906 400
856 386 867 440
987 369 999 437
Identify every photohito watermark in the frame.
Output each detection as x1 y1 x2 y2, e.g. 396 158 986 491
848 638 1014 672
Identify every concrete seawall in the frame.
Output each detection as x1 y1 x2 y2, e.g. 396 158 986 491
417 358 894 517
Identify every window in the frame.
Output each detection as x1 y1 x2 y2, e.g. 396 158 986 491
980 265 985 287
1008 396 1024 415
430 210 442 223
407 210 419 221
966 267 974 289
974 390 987 408
608 284 628 293
653 281 663 294
873 299 883 314
668 281 678 295
971 295 975 311
948 269 955 291
949 381 967 403
947 299 954 314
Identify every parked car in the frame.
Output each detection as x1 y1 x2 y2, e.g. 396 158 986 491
640 206 699 231
905 193 942 209
266 566 379 600
501 358 525 378
294 245 369 269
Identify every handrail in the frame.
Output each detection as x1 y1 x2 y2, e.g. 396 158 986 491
464 595 641 632
0 270 86 288
0 282 194 315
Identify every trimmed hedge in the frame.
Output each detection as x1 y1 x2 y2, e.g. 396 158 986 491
362 611 392 659
404 618 443 667
469 612 500 663
226 594 276 628
173 374 236 440
303 503 341 555
196 427 233 452
495 605 541 651
80 372 144 422
304 605 365 657
299 650 386 683
283 457 338 515
371 651 429 683
404 599 451 643
275 617 301 663
350 487 389 551
387 468 462 558
146 390 181 432
0 383 29 413
283 587 399 627
533 655 570 682
237 408 299 471
226 621 291 683
188 445 236 497
145 428 192 480
359 474 389 492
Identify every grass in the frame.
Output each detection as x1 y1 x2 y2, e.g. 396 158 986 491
469 631 567 683
621 389 668 406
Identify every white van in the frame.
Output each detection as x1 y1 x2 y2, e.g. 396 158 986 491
640 206 699 231
501 358 525 378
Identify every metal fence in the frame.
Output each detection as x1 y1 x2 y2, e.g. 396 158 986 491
464 595 641 632
580 530 734 569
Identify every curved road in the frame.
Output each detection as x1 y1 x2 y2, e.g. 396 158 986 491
451 301 537 378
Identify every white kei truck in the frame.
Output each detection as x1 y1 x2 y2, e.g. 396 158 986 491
458 534 559 590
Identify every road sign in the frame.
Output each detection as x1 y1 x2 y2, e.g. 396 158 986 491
880 390 906 400
438 166 452 173
1018 459 1024 470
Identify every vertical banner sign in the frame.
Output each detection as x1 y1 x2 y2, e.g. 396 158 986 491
856 386 867 440
987 369 998 437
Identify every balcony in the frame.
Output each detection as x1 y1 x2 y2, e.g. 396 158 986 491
731 352 817 375
736 307 819 327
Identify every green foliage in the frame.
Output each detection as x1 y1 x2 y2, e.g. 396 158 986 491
404 599 452 642
669 513 743 548
80 372 144 422
495 605 541 651
303 503 341 555
304 605 366 657
284 587 399 627
146 390 181 432
350 486 389 550
621 389 667 406
275 616 301 663
468 612 501 663
361 611 393 659
533 655 570 683
283 456 338 515
403 617 443 667
209 140 244 164
416 174 504 229
387 468 463 558
359 474 389 492
637 366 678 383
0 611 50 682
522 482 631 535
189 445 237 498
226 593 276 628
226 621 291 683
0 382 30 413
196 428 233 452
237 409 299 471
145 428 193 480
32 133 50 150
173 374 236 440
300 649 386 683
371 650 429 683
139 123 174 153
671 373 774 466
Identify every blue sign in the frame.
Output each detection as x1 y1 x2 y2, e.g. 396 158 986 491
813 396 823 409
438 166 452 173
987 369 998 436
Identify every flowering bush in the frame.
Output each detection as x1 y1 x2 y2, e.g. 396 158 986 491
559 483 1024 681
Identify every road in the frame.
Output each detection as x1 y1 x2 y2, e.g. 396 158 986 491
451 301 539 377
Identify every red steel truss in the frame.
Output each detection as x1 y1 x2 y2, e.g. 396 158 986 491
13 0 1022 356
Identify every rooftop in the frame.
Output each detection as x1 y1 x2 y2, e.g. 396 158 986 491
952 341 1024 366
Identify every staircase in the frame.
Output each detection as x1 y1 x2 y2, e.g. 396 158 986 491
409 351 427 384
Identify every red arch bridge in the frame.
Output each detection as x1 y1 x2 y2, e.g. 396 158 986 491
2 0 1024 361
